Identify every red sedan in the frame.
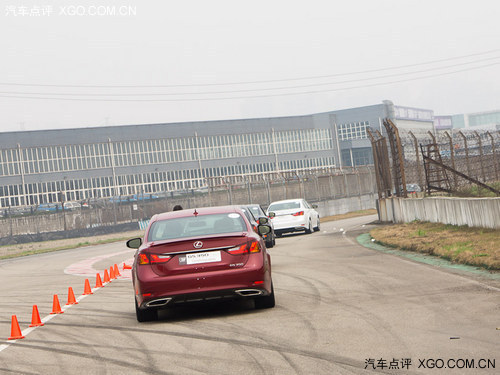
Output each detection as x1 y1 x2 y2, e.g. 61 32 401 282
127 206 275 322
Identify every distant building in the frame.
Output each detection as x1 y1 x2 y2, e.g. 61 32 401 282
0 100 438 208
392 104 435 132
433 115 453 131
451 109 500 130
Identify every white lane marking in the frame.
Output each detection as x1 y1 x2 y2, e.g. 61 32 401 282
0 285 108 352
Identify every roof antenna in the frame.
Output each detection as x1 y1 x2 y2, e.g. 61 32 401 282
193 209 198 216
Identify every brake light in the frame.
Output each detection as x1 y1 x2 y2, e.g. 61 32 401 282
249 241 261 253
228 240 261 255
138 253 149 265
138 252 171 265
292 211 304 216
150 254 172 264
228 243 248 255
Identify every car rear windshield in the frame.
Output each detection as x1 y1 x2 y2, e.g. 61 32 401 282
248 206 264 218
268 202 301 211
148 213 247 241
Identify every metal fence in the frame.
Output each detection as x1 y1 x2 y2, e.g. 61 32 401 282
369 119 500 197
0 166 377 238
401 129 500 192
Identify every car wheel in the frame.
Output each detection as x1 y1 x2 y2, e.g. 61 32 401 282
314 218 320 232
305 219 313 234
135 298 157 322
266 238 274 248
255 283 275 309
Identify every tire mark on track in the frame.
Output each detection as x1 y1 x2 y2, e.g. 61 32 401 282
0 368 40 375
197 316 305 375
29 322 370 372
3 343 174 375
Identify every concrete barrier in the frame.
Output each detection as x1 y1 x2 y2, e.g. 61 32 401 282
378 197 500 229
315 193 377 218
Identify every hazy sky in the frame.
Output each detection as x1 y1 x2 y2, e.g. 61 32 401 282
1 0 500 132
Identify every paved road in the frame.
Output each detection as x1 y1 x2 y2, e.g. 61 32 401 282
0 215 498 374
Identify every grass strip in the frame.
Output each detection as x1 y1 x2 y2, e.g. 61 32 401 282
370 221 500 270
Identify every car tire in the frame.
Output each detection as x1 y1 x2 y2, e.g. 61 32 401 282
266 238 274 248
305 219 313 234
255 283 275 309
272 237 276 246
314 218 320 232
135 299 158 322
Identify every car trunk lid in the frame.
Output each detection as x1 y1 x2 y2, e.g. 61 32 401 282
144 234 251 276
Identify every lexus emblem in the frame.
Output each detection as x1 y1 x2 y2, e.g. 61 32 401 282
193 241 203 249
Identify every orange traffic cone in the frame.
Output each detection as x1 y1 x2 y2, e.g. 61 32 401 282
123 263 132 270
83 279 93 295
8 315 25 340
66 287 78 305
103 269 110 283
50 294 64 314
114 264 121 277
95 273 103 288
29 305 44 327
109 266 116 280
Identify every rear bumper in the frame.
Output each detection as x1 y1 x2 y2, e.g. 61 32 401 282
138 287 271 309
272 217 307 231
134 265 272 309
275 226 307 235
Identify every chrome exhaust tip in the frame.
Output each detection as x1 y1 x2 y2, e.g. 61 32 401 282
235 289 263 297
145 298 172 307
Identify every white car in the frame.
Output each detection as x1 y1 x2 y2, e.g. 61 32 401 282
266 199 320 237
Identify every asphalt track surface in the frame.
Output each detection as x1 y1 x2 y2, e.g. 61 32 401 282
0 215 498 374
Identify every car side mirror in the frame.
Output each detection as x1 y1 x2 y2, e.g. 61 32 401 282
268 212 275 218
126 237 142 249
258 224 271 236
258 216 269 225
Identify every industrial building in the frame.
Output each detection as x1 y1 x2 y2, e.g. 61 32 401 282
0 100 434 208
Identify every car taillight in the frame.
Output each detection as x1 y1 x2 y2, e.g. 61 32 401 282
228 240 261 255
138 253 149 265
292 211 304 216
249 241 261 253
138 252 171 265
228 243 248 255
150 254 172 264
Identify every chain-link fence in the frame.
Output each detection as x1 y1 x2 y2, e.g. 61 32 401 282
400 129 500 193
205 166 376 207
369 119 500 197
0 166 377 239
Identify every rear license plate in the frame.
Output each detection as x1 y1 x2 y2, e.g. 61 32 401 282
179 251 221 265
